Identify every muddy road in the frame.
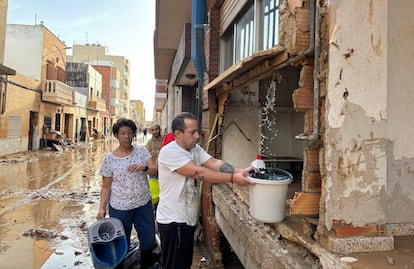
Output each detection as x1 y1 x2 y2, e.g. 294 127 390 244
0 141 111 269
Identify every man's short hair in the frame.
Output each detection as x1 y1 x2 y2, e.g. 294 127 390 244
172 112 197 133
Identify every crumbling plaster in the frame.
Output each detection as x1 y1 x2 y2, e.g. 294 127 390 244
222 84 261 168
324 0 414 230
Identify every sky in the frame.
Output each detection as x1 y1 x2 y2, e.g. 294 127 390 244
6 0 156 120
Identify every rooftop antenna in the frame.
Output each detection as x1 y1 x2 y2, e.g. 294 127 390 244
86 32 88 44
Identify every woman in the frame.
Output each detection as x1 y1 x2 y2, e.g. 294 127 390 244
97 118 157 269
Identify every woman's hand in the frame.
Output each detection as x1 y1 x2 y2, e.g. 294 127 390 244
127 164 148 173
97 208 106 220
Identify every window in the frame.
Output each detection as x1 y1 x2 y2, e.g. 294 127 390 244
44 116 52 130
263 0 279 50
235 5 255 62
57 67 65 83
8 116 21 137
219 0 280 71
55 113 61 131
220 31 234 71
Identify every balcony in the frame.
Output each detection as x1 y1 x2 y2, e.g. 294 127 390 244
170 23 198 86
111 79 120 89
110 106 120 116
154 92 167 112
154 0 192 80
88 96 107 111
42 80 74 105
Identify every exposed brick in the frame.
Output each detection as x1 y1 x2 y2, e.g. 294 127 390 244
304 148 319 172
302 171 321 193
293 31 311 54
332 220 387 238
288 0 305 13
292 87 313 111
295 8 310 32
299 64 314 89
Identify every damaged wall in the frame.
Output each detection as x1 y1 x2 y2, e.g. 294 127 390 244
385 0 414 224
222 82 261 168
324 0 414 230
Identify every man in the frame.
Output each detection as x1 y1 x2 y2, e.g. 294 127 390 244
146 124 164 163
156 112 255 269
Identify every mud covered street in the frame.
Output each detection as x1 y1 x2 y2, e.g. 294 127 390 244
0 138 218 269
0 140 113 268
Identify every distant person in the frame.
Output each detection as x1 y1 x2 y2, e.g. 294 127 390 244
142 128 148 143
97 118 158 269
146 124 164 165
156 112 255 269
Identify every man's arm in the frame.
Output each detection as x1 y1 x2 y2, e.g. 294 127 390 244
175 160 254 186
202 158 247 173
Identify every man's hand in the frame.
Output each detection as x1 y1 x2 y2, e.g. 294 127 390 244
233 168 256 186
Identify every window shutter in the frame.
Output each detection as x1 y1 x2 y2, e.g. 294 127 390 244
220 0 249 35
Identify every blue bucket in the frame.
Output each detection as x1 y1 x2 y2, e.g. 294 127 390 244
88 218 128 269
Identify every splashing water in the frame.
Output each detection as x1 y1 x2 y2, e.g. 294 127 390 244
259 78 279 157
265 79 277 112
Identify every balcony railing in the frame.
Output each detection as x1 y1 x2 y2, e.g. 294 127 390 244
88 96 107 111
42 80 74 105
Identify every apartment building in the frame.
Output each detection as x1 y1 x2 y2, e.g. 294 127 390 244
130 99 146 129
153 79 167 130
71 44 131 120
66 62 108 140
2 23 74 154
154 0 414 268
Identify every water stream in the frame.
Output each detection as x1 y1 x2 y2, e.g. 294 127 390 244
260 76 279 158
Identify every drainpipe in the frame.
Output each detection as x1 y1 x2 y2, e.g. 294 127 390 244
275 0 320 143
309 1 321 143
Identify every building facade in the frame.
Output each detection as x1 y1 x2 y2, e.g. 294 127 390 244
71 44 131 120
130 99 146 129
2 23 74 154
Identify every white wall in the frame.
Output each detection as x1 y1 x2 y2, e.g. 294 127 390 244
385 1 414 223
324 0 414 229
4 24 43 81
222 83 261 168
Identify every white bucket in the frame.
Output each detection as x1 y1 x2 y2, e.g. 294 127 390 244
249 176 292 223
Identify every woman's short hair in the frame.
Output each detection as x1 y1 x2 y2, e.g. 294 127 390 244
112 118 137 135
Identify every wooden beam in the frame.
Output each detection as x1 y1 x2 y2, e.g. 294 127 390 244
204 47 288 93
276 219 352 269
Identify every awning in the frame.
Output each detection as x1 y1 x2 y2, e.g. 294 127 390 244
204 45 288 93
0 64 16 76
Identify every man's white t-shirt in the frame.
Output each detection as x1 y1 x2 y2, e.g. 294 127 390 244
156 141 211 226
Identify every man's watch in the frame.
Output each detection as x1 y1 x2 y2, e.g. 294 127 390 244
143 165 149 172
